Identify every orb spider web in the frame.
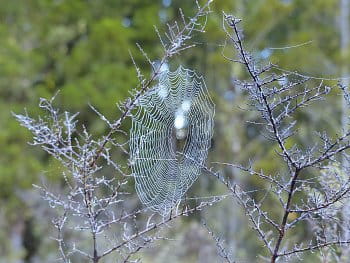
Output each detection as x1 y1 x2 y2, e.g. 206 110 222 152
130 66 215 216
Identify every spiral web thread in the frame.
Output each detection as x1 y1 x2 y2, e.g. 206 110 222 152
130 66 215 216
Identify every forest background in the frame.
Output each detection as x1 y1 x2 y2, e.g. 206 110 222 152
0 0 349 262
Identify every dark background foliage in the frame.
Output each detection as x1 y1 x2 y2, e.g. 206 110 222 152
1 0 347 262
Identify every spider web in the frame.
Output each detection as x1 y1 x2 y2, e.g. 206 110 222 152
130 66 215 216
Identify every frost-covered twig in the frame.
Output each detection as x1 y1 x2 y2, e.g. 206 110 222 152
215 13 350 262
14 2 215 262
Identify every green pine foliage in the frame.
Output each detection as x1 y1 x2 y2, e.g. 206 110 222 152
1 0 347 261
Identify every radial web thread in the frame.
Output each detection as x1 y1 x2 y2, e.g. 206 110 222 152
130 66 215 216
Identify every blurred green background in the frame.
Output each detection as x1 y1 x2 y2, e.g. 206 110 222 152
0 0 348 262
